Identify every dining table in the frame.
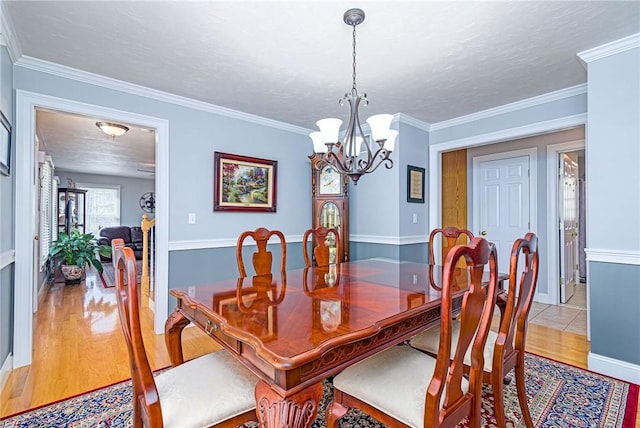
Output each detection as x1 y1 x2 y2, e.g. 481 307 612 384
165 258 507 428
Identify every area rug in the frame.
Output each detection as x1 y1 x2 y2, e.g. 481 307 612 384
0 353 636 427
99 261 143 288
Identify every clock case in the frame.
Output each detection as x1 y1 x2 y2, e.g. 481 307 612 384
309 154 349 262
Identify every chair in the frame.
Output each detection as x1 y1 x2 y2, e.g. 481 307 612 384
111 238 258 427
428 226 474 289
326 237 499 428
236 227 286 277
302 226 341 267
410 233 539 428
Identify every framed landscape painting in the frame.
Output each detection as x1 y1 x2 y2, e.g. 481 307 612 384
214 152 277 212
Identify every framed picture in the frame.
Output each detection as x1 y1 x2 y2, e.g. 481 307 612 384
0 110 11 176
407 165 425 203
214 152 277 212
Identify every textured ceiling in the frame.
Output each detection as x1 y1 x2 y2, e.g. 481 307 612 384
4 1 640 177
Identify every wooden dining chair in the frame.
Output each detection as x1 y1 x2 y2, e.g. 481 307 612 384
236 227 286 277
410 233 539 428
326 237 499 428
302 226 341 267
428 226 474 289
111 238 258 427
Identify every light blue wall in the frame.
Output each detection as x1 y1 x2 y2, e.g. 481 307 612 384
350 119 430 262
0 44 14 368
13 66 311 245
430 93 587 145
398 121 430 244
466 126 585 296
57 170 154 229
585 46 640 366
586 48 640 251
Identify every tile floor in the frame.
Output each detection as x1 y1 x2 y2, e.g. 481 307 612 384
528 282 587 336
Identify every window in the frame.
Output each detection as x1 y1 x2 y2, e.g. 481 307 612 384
39 156 55 267
77 184 121 235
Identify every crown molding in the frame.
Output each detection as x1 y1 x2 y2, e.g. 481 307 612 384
578 33 640 64
393 113 430 132
430 84 587 132
15 55 312 135
0 2 22 62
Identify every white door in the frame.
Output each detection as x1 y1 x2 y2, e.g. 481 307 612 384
475 155 531 276
559 153 579 303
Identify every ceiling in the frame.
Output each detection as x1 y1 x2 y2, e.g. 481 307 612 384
4 1 639 178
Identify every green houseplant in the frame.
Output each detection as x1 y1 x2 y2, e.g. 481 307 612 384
49 229 111 284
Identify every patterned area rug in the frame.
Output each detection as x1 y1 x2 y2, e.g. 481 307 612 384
0 353 637 427
99 261 143 288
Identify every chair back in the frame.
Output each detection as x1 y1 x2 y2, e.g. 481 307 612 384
426 237 499 428
112 238 162 426
302 226 341 267
428 227 474 289
236 227 287 277
495 232 539 366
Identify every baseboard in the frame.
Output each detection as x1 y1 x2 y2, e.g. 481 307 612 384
533 291 551 305
588 352 640 384
0 353 13 395
37 277 51 309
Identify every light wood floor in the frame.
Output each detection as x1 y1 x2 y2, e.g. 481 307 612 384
1 271 638 425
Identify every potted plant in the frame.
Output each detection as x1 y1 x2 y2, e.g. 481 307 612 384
49 229 111 284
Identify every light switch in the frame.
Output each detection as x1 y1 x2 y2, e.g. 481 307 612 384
188 213 196 224
412 213 418 223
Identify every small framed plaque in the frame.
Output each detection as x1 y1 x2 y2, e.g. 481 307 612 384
407 165 425 203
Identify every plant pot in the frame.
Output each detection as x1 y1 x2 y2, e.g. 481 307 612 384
61 264 84 285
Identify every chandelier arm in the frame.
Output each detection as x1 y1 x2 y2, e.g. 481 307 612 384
358 150 394 174
323 151 351 175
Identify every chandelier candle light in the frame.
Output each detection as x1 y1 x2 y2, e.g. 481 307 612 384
310 8 397 185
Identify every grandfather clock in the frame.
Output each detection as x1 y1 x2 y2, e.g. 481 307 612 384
309 154 349 262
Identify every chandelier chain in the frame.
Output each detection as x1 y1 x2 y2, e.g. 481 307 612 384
351 24 357 96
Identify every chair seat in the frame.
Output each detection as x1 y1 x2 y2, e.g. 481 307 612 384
410 321 498 373
156 350 258 428
333 345 468 428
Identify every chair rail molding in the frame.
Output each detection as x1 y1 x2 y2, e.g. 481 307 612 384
0 249 15 270
585 249 640 266
169 235 304 252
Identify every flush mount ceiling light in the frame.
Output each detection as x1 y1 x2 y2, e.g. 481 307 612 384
310 8 397 185
96 121 130 139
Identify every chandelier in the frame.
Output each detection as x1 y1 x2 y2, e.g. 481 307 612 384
310 8 397 185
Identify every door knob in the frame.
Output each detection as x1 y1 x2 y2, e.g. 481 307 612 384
480 230 487 236
34 235 39 241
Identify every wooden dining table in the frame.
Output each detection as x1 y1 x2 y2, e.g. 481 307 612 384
165 258 507 428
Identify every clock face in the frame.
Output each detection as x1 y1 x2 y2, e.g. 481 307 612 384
319 166 341 195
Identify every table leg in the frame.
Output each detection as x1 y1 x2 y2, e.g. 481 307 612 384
164 309 190 366
255 380 323 428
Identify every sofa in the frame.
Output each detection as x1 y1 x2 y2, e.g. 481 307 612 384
97 226 145 262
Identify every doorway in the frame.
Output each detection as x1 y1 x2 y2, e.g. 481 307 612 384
14 90 170 368
557 149 586 306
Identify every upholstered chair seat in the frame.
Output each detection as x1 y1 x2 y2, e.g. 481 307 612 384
332 345 469 428
155 351 258 427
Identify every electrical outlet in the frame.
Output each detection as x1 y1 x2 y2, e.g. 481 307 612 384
188 213 196 224
412 213 418 223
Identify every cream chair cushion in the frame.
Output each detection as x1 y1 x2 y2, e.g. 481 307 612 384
155 350 258 428
409 321 498 372
333 345 468 428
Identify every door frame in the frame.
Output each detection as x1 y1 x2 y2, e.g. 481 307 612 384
14 90 170 368
545 140 585 307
